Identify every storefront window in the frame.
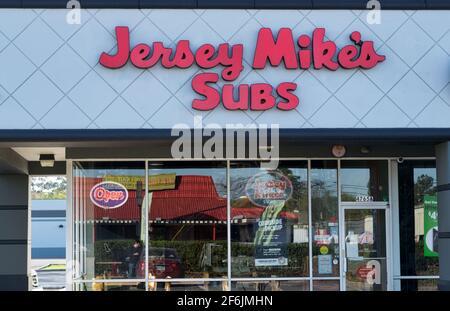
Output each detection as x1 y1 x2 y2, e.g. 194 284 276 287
401 279 439 291
72 161 146 281
344 209 387 291
152 281 224 291
232 280 310 291
311 160 339 277
80 282 145 291
399 160 439 286
230 161 309 278
148 161 228 279
70 158 400 291
313 280 340 291
340 160 389 202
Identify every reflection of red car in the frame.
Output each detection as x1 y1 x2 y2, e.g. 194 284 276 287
137 247 184 279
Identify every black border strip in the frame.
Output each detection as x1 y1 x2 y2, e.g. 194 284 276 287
1 0 449 10
2 128 450 144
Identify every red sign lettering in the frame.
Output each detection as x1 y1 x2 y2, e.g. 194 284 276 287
99 26 385 113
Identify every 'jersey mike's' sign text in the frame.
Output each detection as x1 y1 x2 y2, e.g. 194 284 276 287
99 26 385 112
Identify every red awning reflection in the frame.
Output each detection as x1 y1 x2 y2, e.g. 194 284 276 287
80 175 298 222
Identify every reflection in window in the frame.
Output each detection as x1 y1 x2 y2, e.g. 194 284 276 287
399 161 439 287
73 161 146 280
311 160 339 277
152 281 224 291
230 161 309 278
313 280 340 291
232 280 309 291
341 160 388 202
344 209 386 259
80 282 145 291
401 279 438 291
148 162 228 279
344 209 387 291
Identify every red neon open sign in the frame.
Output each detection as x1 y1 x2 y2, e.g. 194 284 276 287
100 26 385 112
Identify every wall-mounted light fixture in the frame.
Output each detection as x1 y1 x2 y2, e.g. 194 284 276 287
39 154 55 168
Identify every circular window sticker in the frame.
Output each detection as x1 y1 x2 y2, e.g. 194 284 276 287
320 245 329 255
245 171 293 207
90 181 129 209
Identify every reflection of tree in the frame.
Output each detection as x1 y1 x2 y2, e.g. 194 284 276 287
414 174 436 207
277 168 308 218
311 171 339 261
311 174 338 222
341 193 355 202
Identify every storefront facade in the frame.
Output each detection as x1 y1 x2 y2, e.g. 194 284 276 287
0 1 449 291
68 158 440 291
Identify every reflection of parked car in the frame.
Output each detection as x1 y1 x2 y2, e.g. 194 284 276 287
30 269 43 291
137 247 184 279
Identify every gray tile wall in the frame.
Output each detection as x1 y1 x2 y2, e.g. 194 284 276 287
0 9 448 129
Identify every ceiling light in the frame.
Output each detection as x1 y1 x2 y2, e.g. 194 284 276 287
39 154 55 168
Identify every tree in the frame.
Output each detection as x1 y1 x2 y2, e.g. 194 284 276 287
414 174 436 207
31 176 67 200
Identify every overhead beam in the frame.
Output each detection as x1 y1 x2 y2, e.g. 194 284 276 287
0 148 28 175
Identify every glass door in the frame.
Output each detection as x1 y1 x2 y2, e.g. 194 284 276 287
343 207 388 291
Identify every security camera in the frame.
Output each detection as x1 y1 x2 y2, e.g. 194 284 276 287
397 157 404 164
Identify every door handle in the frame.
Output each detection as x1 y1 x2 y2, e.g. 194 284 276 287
342 247 347 272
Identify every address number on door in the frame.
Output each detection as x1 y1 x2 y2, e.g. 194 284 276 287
355 195 374 202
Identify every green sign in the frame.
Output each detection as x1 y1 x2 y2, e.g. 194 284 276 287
424 195 438 257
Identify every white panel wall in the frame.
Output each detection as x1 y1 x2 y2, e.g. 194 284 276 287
0 9 448 129
32 199 66 211
31 200 66 249
32 219 66 248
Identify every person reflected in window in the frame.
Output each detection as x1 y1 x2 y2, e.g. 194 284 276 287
127 239 142 278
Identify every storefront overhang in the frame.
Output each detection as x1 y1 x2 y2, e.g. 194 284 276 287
0 128 447 159
2 128 450 145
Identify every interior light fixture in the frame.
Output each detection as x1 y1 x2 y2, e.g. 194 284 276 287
360 146 371 154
